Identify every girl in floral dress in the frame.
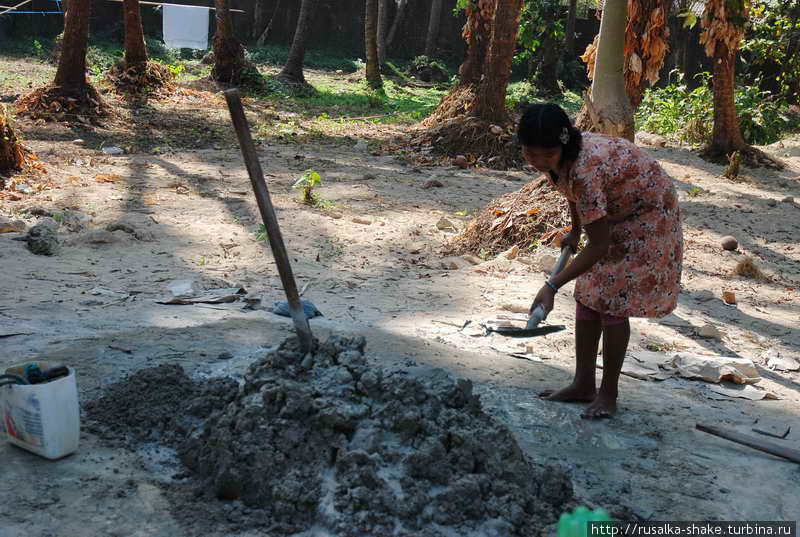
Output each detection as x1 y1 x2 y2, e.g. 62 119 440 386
519 103 683 418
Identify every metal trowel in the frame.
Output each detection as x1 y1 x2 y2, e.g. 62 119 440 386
488 245 574 338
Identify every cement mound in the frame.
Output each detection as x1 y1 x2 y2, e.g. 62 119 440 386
85 364 238 447
178 335 573 536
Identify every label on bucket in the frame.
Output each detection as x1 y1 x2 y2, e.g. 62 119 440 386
3 390 45 448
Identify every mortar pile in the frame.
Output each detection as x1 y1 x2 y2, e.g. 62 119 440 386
179 335 573 537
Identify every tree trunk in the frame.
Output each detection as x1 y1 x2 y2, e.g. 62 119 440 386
472 0 523 124
364 0 383 89
424 0 443 57
257 0 282 46
377 0 389 65
564 0 578 56
624 0 672 110
212 0 246 83
534 33 562 96
279 0 316 83
458 0 495 86
708 42 746 153
585 0 634 140
53 0 91 90
122 0 148 68
385 0 408 50
251 0 266 40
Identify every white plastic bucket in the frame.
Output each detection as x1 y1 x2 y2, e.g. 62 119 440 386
1 362 80 460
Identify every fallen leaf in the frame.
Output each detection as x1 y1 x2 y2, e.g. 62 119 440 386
95 173 124 183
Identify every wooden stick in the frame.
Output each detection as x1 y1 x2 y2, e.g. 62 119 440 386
224 89 314 353
696 424 800 465
0 0 33 16
106 0 245 13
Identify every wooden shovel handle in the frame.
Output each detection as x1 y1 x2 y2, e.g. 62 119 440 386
696 424 800 465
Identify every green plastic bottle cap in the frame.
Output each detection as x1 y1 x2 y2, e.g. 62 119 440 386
557 506 613 537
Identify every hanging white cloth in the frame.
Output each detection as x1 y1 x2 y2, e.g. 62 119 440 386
163 5 210 50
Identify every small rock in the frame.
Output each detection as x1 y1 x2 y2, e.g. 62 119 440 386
722 290 737 305
439 256 470 270
763 349 800 372
81 230 125 245
452 155 468 169
352 217 372 225
421 179 444 189
72 139 85 145
461 255 482 265
766 199 778 207
781 196 795 204
101 146 125 155
490 125 503 136
435 217 457 232
696 324 723 339
0 216 25 233
217 352 234 361
361 173 376 181
25 218 60 256
720 236 738 251
635 131 667 147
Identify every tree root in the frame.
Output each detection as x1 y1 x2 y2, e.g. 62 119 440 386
105 61 176 98
409 115 523 170
701 144 784 170
15 83 113 124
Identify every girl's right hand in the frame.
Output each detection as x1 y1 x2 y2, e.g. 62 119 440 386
559 228 581 251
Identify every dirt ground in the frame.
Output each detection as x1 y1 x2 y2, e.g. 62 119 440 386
2 76 800 535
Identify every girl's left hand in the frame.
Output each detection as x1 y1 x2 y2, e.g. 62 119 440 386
530 284 556 317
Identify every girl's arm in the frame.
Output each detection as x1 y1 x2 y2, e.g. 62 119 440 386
530 217 609 315
550 216 609 289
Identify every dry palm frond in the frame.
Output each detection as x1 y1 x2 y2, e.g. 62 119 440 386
445 178 570 256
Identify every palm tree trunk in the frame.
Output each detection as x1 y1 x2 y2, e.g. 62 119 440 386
385 0 407 50
377 0 388 65
586 0 634 140
458 0 494 86
365 0 383 89
257 0 282 46
709 42 746 153
472 0 523 124
212 0 246 83
279 0 316 83
251 0 265 40
564 0 578 56
54 0 91 90
424 0 443 57
122 0 148 68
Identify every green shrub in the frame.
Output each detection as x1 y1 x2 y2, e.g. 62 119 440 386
637 71 794 146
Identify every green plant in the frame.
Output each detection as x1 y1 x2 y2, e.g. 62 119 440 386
478 248 491 261
454 209 469 216
637 70 794 146
254 224 269 242
293 169 323 205
687 185 704 197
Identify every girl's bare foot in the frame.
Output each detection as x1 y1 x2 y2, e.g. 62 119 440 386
580 393 617 419
539 382 596 402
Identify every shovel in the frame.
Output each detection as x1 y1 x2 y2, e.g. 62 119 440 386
487 245 574 338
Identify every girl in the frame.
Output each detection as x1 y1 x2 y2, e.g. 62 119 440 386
519 103 683 419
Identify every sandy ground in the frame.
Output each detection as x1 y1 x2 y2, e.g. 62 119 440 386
1 112 800 534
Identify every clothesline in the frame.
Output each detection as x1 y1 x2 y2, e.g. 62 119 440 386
106 0 245 13
0 0 33 16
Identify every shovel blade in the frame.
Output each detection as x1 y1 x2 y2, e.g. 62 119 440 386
489 325 566 338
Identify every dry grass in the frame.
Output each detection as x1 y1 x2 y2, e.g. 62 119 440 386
445 177 570 257
734 256 770 282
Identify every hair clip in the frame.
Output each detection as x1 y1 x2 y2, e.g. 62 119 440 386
559 127 570 145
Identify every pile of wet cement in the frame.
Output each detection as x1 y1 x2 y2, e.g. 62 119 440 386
84 364 237 447
87 335 573 536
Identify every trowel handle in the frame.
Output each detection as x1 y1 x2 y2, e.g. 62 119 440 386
549 245 575 281
526 246 575 329
527 305 546 329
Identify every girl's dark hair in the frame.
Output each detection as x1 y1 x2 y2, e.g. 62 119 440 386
517 103 582 163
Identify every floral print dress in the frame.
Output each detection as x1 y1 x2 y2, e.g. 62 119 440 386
548 133 683 318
